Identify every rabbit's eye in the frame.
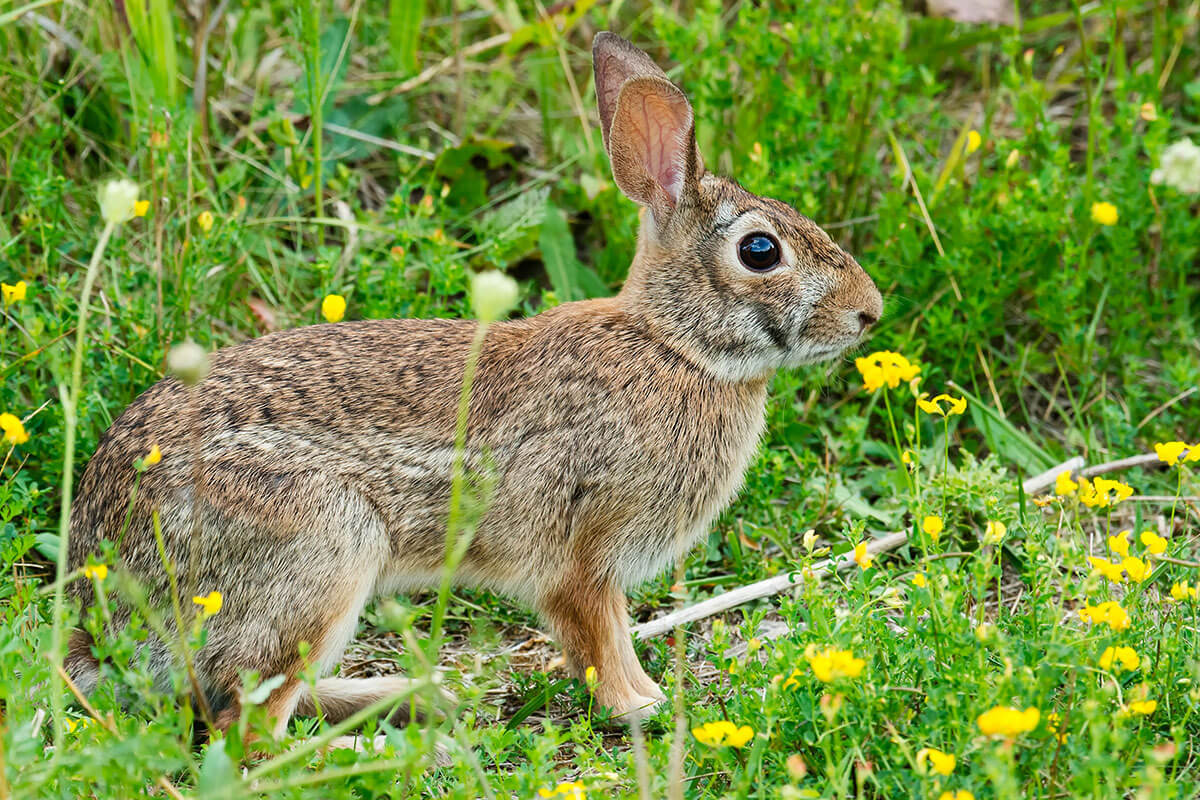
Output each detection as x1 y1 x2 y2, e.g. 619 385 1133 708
738 233 781 271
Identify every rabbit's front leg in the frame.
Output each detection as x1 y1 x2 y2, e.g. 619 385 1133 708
540 575 665 723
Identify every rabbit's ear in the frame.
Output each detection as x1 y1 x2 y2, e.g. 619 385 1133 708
593 32 671 152
594 33 703 224
607 76 701 223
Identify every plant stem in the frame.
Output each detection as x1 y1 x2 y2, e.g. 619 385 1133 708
49 219 115 756
426 323 489 664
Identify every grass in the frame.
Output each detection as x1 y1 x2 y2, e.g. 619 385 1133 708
2 0 1199 797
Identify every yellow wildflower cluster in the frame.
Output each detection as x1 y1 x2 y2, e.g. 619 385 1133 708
938 791 975 800
1155 441 1200 466
0 413 29 445
1045 711 1068 743
922 515 943 541
1170 581 1198 601
805 645 866 683
538 782 586 799
321 293 347 323
82 564 108 582
1098 646 1140 672
2 280 26 304
855 351 920 391
1053 471 1135 508
1079 476 1134 508
1078 601 1130 631
1124 699 1157 716
916 747 956 776
1090 201 1118 226
976 705 1040 738
691 720 754 748
917 393 966 417
192 591 223 618
1087 528 1162 584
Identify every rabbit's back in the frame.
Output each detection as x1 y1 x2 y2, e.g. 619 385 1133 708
70 303 768 606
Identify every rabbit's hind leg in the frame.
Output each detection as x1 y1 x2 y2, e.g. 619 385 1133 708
294 676 432 725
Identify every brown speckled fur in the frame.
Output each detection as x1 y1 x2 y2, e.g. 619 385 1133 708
66 32 882 729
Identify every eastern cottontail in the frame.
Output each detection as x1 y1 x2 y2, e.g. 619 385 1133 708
66 31 883 732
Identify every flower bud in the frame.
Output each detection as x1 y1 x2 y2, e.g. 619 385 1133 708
471 271 519 323
98 179 140 225
167 341 211 386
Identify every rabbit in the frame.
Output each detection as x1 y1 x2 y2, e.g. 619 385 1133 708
65 31 883 734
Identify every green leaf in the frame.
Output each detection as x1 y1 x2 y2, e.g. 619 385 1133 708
388 0 424 75
506 677 573 730
540 202 608 301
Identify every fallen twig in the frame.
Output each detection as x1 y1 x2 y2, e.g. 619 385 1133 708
631 455 1090 640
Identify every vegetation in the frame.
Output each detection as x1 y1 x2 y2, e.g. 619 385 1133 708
2 0 1199 797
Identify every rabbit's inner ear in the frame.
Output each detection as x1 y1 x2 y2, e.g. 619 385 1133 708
608 76 701 225
592 32 672 153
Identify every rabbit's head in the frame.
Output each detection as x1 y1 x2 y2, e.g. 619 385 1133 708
594 32 884 382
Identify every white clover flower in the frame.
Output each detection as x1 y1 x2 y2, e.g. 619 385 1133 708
471 271 519 323
1151 138 1200 195
98 179 140 225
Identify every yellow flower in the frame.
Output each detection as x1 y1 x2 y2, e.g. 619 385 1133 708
781 668 802 691
1140 530 1167 555
965 130 982 155
1155 441 1188 466
917 393 967 417
853 542 874 570
471 271 520 323
538 782 586 799
917 747 956 776
1169 581 1197 602
192 591 223 618
1087 556 1125 584
63 717 94 735
938 792 975 800
922 515 944 542
1108 530 1131 558
977 705 1040 737
584 666 598 694
1080 477 1134 509
1140 102 1157 121
197 210 214 233
806 646 866 683
143 445 162 467
974 623 996 642
1090 201 1118 226
82 564 108 582
691 720 754 748
911 573 928 588
2 280 27 304
854 351 920 392
1045 711 1068 743
98 178 139 225
1078 601 1130 631
1099 646 1140 672
321 293 346 323
133 200 150 217
1126 700 1157 716
1186 444 1200 463
1054 471 1078 496
982 520 1006 546
1121 556 1151 584
0 413 29 445
901 449 914 466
